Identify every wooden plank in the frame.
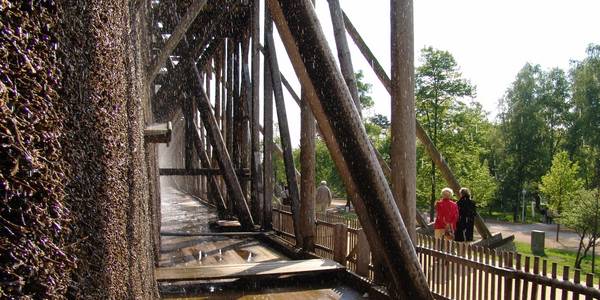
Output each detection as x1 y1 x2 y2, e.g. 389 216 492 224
585 273 594 300
155 259 345 281
189 62 254 229
262 7 274 231
532 256 540 300
562 266 569 300
265 1 431 298
573 269 581 300
265 29 301 245
333 223 348 266
147 0 208 83
355 229 370 277
144 122 172 143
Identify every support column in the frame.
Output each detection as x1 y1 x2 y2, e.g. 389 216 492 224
251 0 263 226
262 9 274 230
300 90 316 251
265 30 301 246
391 0 416 241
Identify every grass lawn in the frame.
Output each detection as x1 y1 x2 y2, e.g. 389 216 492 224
514 241 600 278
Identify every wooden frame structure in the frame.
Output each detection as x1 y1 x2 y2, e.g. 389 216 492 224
146 0 509 297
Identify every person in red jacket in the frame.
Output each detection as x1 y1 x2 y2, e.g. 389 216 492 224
434 187 459 240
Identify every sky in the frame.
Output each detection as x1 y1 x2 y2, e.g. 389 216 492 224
261 0 600 147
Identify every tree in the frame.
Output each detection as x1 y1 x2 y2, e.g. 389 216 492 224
540 151 584 240
559 189 600 269
497 63 556 221
570 44 600 189
415 46 475 220
369 114 390 129
540 151 584 214
355 70 374 110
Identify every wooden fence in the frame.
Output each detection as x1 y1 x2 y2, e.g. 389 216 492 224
272 204 600 299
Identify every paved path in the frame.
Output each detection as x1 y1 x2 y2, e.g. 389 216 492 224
484 220 581 252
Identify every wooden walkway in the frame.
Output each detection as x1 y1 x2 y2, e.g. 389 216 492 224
156 258 344 281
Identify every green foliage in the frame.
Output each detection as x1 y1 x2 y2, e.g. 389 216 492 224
355 70 374 110
539 151 584 213
314 138 346 197
569 44 600 188
558 189 600 268
496 63 572 220
369 114 390 129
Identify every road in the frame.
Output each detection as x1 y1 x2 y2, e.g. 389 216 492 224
485 219 582 252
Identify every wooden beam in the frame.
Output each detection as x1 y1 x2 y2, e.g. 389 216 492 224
327 0 361 116
226 38 234 155
300 0 317 251
240 35 252 198
265 30 302 247
391 0 417 241
300 89 316 252
144 122 172 144
265 1 431 298
147 0 208 83
262 8 274 230
342 11 491 239
159 168 250 176
251 0 263 226
189 62 254 229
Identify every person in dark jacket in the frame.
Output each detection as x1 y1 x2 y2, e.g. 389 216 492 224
455 187 476 242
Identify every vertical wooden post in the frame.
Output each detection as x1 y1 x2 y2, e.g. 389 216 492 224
233 39 241 168
226 38 234 155
356 229 370 277
240 34 251 198
300 91 316 251
265 30 301 246
251 0 263 226
299 0 317 253
262 8 274 230
391 0 416 241
333 223 348 266
225 38 234 213
327 0 361 116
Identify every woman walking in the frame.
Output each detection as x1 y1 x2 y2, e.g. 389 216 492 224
434 187 458 241
455 188 476 242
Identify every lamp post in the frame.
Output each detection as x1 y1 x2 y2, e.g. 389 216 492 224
522 189 527 223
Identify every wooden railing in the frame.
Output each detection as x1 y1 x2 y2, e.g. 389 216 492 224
272 205 600 299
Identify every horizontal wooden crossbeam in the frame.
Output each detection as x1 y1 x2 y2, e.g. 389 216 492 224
155 259 345 281
159 168 250 177
144 122 172 143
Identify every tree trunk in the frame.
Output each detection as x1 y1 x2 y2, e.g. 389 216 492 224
430 160 436 221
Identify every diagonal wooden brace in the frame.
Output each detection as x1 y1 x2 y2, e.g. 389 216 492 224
188 62 254 230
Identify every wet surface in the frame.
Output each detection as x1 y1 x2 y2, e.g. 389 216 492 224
159 183 286 268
